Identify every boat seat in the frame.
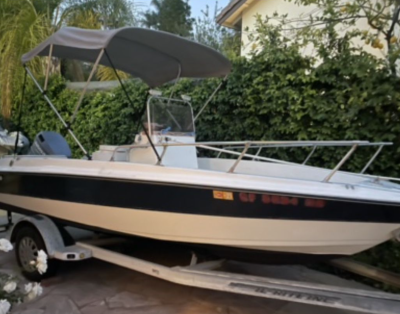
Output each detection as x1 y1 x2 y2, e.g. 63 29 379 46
29 131 72 158
92 145 129 162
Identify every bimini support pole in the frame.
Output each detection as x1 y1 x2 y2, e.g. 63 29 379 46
44 44 53 92
13 69 28 155
24 65 90 159
194 75 227 122
43 45 53 91
103 49 161 163
70 49 105 125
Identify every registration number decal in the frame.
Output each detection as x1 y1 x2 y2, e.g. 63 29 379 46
213 191 234 201
237 192 327 208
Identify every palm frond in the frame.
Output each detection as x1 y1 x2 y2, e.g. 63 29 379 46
0 0 50 119
96 66 130 81
65 9 102 29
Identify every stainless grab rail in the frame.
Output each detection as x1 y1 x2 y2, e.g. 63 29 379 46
110 140 393 183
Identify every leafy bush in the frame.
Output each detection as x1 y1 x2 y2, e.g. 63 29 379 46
12 38 400 176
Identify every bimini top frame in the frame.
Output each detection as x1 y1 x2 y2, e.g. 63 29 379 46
20 27 232 159
22 27 232 87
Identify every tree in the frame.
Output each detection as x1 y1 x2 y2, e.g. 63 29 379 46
143 0 193 37
267 0 400 75
0 0 51 119
192 1 240 58
0 0 137 119
63 0 138 81
65 0 139 28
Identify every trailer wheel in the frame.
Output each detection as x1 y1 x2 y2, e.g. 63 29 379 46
15 226 58 281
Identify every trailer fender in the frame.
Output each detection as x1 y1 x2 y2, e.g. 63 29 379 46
8 215 65 258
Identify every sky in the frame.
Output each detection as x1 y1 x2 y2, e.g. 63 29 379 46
137 0 230 18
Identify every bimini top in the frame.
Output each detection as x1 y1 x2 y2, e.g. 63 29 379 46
22 27 232 87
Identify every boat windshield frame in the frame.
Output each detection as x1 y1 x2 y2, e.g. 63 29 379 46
146 96 196 137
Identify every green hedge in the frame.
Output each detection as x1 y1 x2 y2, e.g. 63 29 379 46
15 57 400 176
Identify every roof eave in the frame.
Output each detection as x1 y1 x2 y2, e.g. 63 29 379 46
216 0 249 28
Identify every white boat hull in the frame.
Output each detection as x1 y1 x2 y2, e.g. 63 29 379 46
0 193 398 257
1 156 400 262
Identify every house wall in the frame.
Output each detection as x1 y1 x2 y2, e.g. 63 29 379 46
240 0 387 59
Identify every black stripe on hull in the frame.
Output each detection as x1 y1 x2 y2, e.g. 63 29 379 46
1 172 400 223
0 201 345 264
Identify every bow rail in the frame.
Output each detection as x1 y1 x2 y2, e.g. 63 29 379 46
110 140 392 183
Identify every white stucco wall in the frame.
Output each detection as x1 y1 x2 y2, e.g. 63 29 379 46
240 0 387 59
241 0 316 55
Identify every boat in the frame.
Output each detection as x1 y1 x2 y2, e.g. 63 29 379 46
1 26 400 264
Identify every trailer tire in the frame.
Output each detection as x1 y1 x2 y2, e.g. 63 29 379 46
15 226 58 281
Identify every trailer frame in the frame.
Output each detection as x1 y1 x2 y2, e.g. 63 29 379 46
5 214 400 314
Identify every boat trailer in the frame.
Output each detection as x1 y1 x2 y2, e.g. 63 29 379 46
4 214 400 314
